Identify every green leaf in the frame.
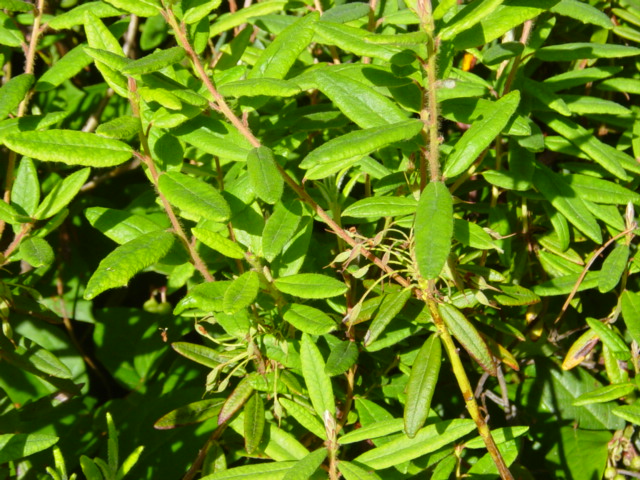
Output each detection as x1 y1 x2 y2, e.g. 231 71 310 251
4 130 132 167
551 0 613 29
281 449 326 480
247 146 283 205
218 377 255 425
102 0 160 17
365 289 412 347
275 274 347 299
443 90 520 178
12 158 39 217
532 164 602 244
250 12 319 79
279 398 326 439
338 461 382 480
0 434 59 464
598 244 629 293
262 200 302 262
49 2 123 30
174 281 231 314
493 284 540 306
573 383 635 406
464 426 530 448
183 0 223 24
0 0 32 12
95 115 141 139
19 237 54 268
414 181 453 280
283 304 336 335
613 404 640 425
536 42 640 61
171 342 226 369
586 318 630 361
80 456 103 480
438 303 496 376
122 47 186 75
354 419 475 469
200 461 296 480
84 231 175 300
85 207 163 244
300 120 422 180
312 69 409 129
533 271 600 296
325 340 358 376
174 116 252 163
193 227 245 259
154 398 225 429
566 174 640 205
209 0 287 37
158 171 230 222
244 393 265 454
453 218 500 251
34 168 90 220
0 74 34 121
621 290 640 345
313 21 403 61
219 78 301 98
404 334 442 438
342 197 417 219
300 333 335 420
223 271 260 314
440 0 505 40
35 45 93 92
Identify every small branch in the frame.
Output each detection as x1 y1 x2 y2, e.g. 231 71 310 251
554 226 636 325
424 287 514 480
2 223 32 263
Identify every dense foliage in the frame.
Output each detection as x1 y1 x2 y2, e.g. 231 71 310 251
1 0 640 478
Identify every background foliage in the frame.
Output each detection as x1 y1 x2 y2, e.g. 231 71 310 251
1 0 640 479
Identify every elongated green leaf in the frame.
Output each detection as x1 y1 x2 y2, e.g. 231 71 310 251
174 116 252 162
300 120 422 180
83 47 130 71
262 200 302 262
438 303 496 376
244 393 265 454
300 333 335 420
219 377 254 425
103 0 159 17
313 21 403 61
0 0 32 12
171 342 226 369
85 207 163 244
279 398 326 439
443 90 519 178
210 0 287 37
340 418 404 445
533 271 600 296
219 78 301 98
338 461 382 480
551 0 612 29
122 46 186 75
282 449 326 480
313 70 408 128
34 168 90 220
566 174 640 205
49 2 123 30
96 115 141 139
354 419 475 469
614 404 640 428
465 426 530 448
275 274 347 299
5 130 132 167
247 146 283 205
12 157 39 216
493 284 540 306
599 244 629 293
0 434 59 464
154 398 225 429
586 318 629 361
325 340 358 376
19 237 54 268
35 45 93 92
250 12 319 79
84 13 129 96
284 304 336 335
201 461 296 480
365 289 412 347
414 181 453 280
0 74 34 121
0 198 23 225
621 290 640 345
174 281 231 314
193 227 245 259
573 383 635 406
453 218 500 251
404 334 442 438
440 0 504 40
84 231 175 300
342 197 417 219
532 165 602 244
536 42 640 61
158 172 230 222
223 271 259 314
183 0 222 24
